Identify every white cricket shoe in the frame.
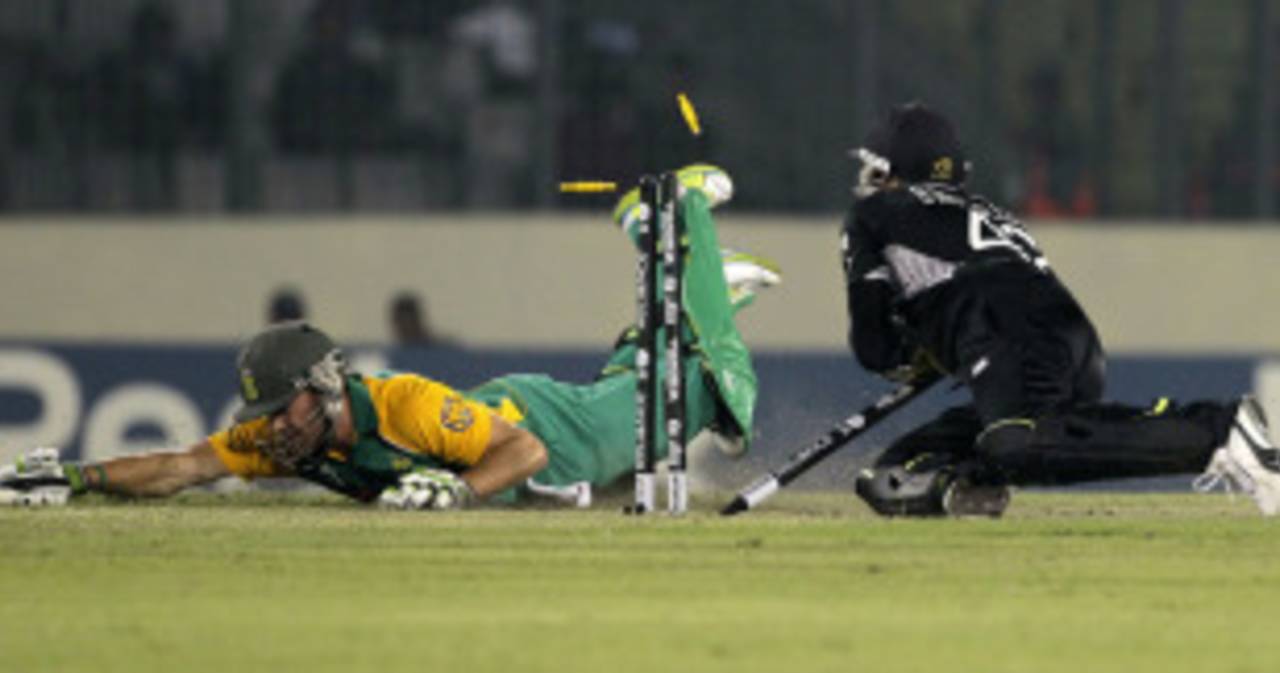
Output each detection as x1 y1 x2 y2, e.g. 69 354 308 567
722 248 782 306
1193 396 1280 515
612 164 734 234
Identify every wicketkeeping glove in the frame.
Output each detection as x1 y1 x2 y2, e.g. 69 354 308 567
0 447 75 506
882 347 941 384
379 468 474 511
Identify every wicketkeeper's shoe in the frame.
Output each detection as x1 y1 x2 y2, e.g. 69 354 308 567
941 476 1011 518
612 164 734 234
722 248 782 308
855 457 1009 518
1193 396 1280 515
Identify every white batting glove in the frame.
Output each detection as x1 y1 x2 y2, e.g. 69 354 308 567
0 447 72 507
379 468 474 511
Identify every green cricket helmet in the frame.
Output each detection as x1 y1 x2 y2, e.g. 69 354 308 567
233 321 346 423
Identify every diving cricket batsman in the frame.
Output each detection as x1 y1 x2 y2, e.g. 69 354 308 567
0 166 780 510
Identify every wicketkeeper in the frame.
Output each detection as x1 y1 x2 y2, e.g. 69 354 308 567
0 166 780 510
843 103 1280 517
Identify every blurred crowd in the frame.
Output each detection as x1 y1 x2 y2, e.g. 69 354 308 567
2 0 541 209
0 0 1275 217
266 285 461 349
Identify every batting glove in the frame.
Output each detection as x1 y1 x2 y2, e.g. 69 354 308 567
379 468 474 511
0 447 74 507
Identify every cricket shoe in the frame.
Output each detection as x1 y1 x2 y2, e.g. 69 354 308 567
612 164 734 234
855 457 1008 518
722 248 782 307
1193 396 1280 515
941 476 1011 518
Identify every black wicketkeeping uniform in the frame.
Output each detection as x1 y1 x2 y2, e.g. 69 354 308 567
842 182 1233 486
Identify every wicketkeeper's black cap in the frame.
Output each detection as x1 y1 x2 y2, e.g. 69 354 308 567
863 102 968 185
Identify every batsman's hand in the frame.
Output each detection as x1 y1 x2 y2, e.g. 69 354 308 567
0 447 72 506
379 468 474 511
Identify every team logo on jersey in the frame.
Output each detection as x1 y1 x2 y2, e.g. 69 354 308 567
930 157 954 182
327 449 350 463
440 395 475 432
240 369 260 402
226 417 272 454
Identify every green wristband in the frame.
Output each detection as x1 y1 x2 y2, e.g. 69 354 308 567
90 465 108 491
62 464 88 495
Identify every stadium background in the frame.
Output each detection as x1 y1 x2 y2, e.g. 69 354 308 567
1 0 1278 491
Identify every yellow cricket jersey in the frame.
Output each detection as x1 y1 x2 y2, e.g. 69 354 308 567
209 373 525 480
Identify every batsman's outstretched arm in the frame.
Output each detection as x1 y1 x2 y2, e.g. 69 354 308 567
462 415 548 498
78 441 234 497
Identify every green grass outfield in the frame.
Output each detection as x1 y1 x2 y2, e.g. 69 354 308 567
2 491 1276 673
